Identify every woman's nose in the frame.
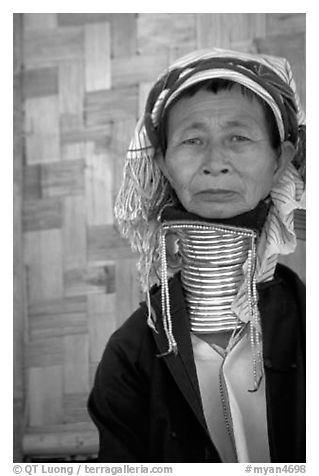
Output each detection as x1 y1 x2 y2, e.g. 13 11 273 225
201 143 230 176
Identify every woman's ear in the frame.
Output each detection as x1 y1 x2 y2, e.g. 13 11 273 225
273 140 296 184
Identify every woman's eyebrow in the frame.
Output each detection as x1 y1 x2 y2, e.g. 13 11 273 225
181 118 256 131
168 121 206 141
224 119 256 129
176 121 207 133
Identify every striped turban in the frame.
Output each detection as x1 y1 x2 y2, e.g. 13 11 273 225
114 47 306 293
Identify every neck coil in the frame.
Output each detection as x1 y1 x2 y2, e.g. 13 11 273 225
175 222 257 333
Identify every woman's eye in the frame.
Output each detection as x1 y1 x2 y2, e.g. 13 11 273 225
231 135 250 143
181 137 202 145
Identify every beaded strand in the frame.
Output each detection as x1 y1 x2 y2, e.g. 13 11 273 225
157 229 178 357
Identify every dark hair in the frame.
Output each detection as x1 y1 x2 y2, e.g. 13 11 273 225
158 78 281 154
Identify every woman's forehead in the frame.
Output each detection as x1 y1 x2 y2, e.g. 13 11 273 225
166 87 267 137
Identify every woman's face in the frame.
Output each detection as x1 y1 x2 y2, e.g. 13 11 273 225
159 85 294 219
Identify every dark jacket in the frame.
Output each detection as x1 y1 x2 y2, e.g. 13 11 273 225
88 263 305 463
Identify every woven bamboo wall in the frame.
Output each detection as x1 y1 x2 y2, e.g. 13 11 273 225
16 13 306 460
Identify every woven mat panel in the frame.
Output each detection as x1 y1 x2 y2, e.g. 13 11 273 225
20 13 305 457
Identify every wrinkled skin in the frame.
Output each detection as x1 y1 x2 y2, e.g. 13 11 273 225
158 86 295 219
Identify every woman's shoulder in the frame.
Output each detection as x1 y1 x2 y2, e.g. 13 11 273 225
257 263 305 293
274 262 305 297
257 262 305 325
109 302 150 349
106 273 183 358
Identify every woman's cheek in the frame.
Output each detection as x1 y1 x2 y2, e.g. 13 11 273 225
167 164 192 191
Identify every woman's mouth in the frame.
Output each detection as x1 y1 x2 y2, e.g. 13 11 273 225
194 189 238 202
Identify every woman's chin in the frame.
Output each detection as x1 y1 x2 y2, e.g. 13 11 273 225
187 203 246 220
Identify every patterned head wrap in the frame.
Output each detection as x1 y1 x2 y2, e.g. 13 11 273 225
114 47 306 294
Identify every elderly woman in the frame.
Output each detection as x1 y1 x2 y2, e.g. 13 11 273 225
88 48 306 463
